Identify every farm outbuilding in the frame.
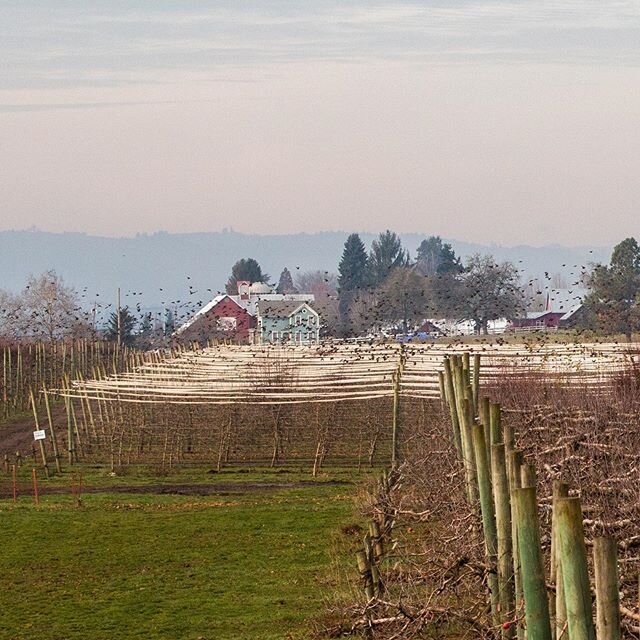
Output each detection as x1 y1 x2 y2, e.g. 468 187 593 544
175 281 315 344
176 295 255 343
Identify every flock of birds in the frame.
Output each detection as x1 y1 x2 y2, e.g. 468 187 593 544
0 247 613 342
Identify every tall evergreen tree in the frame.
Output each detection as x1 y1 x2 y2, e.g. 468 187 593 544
337 234 369 328
338 234 369 292
139 313 153 337
415 236 462 276
368 230 409 287
225 258 268 294
276 267 297 294
106 306 137 346
585 237 640 339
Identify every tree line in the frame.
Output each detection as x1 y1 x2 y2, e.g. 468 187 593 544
228 233 526 336
0 270 174 347
233 233 640 339
336 231 523 335
2 235 639 344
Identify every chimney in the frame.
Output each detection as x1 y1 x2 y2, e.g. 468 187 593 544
237 281 250 301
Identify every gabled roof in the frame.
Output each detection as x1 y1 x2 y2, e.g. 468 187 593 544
177 292 317 334
257 300 318 319
241 293 314 316
560 304 583 322
523 310 563 320
175 295 244 334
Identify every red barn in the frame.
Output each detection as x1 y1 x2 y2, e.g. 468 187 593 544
509 311 565 331
176 295 255 343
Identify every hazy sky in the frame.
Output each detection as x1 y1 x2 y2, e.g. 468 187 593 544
1 2 639 246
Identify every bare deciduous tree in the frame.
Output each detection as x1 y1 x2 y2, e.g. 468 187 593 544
15 270 90 341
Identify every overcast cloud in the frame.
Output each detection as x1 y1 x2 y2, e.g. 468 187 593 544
1 2 639 245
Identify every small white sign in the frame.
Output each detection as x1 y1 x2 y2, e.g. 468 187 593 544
33 430 46 441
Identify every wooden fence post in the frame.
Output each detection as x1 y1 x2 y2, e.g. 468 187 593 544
509 451 525 640
356 550 374 600
471 422 500 626
391 367 401 467
521 464 536 489
461 398 478 503
593 536 621 640
443 358 462 455
480 396 491 461
492 442 515 638
551 481 569 640
512 487 552 640
556 497 595 640
472 353 481 414
29 389 49 479
43 387 62 473
11 464 17 503
32 467 39 506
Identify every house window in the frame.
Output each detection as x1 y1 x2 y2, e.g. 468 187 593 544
217 316 237 332
296 315 302 326
309 316 316 325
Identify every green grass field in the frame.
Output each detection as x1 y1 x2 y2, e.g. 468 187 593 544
0 466 365 640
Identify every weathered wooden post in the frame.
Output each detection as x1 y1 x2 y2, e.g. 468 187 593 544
521 464 536 489
443 358 462 455
492 442 515 638
509 450 525 640
512 487 552 640
472 353 481 414
369 520 384 563
462 351 471 390
593 536 621 640
551 481 569 640
29 388 49 479
471 421 500 626
64 389 75 464
43 386 62 473
556 497 595 640
461 398 478 503
32 467 39 506
356 550 375 600
480 396 491 461
364 534 382 598
391 367 401 467
11 463 16 503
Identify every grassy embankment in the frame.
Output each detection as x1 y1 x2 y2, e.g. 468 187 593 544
0 465 366 640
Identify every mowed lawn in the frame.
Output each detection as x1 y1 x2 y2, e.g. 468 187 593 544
0 473 360 640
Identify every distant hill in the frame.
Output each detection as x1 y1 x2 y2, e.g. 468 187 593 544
0 229 610 327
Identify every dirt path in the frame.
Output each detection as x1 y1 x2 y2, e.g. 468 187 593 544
0 412 40 457
0 479 350 499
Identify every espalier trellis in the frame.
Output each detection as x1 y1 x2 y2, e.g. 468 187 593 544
1 339 149 476
37 340 635 473
1 339 135 420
